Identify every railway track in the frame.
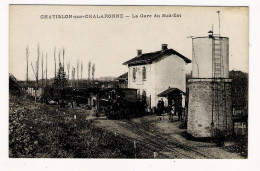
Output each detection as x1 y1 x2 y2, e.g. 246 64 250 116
113 119 218 159
136 119 219 158
113 120 191 158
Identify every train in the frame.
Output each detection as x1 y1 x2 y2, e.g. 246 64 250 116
42 86 146 119
98 88 146 119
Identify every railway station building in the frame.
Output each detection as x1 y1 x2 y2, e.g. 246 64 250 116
123 44 191 109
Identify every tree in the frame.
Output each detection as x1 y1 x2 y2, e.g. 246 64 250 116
9 74 20 96
58 50 61 66
53 63 67 88
81 61 83 81
45 53 48 87
229 70 248 109
54 47 56 79
26 46 30 87
72 66 75 87
62 48 65 68
67 61 70 81
77 61 79 87
92 63 95 80
41 52 44 90
31 43 40 102
88 61 91 81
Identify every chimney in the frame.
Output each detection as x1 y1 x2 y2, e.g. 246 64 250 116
161 44 168 50
137 49 142 56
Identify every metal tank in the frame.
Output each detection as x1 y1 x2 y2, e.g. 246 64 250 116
192 36 229 78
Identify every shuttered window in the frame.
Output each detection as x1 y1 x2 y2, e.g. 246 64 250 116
142 67 146 80
133 68 136 81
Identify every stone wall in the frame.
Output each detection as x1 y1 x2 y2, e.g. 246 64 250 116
187 79 233 138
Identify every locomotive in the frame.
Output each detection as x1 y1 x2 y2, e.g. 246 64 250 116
98 88 146 119
42 86 146 119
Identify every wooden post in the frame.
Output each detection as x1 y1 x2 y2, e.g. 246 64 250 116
153 152 157 158
134 140 136 158
74 114 77 128
242 123 244 135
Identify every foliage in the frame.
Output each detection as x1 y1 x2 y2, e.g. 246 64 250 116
229 70 248 92
9 74 21 96
9 95 152 158
229 70 248 108
53 63 68 88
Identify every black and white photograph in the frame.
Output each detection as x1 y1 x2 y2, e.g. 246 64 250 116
8 5 249 160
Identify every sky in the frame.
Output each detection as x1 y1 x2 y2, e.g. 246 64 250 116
9 5 248 81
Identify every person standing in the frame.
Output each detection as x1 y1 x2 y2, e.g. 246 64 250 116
161 98 165 114
178 107 183 121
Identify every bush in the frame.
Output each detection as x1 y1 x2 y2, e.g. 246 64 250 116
9 74 21 96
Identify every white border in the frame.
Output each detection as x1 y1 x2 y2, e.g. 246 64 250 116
1 0 260 171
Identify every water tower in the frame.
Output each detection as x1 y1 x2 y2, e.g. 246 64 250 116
187 24 233 138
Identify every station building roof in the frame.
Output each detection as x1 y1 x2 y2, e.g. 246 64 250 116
123 48 191 66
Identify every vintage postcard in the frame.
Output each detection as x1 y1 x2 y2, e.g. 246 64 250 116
9 5 248 159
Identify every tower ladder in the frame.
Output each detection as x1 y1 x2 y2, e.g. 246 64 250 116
212 36 226 132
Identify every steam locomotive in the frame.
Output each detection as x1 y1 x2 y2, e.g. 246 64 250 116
42 87 146 119
98 88 146 119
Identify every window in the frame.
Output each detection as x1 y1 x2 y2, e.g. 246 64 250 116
133 68 136 81
142 67 146 80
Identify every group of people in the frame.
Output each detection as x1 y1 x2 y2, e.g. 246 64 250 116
157 98 185 122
